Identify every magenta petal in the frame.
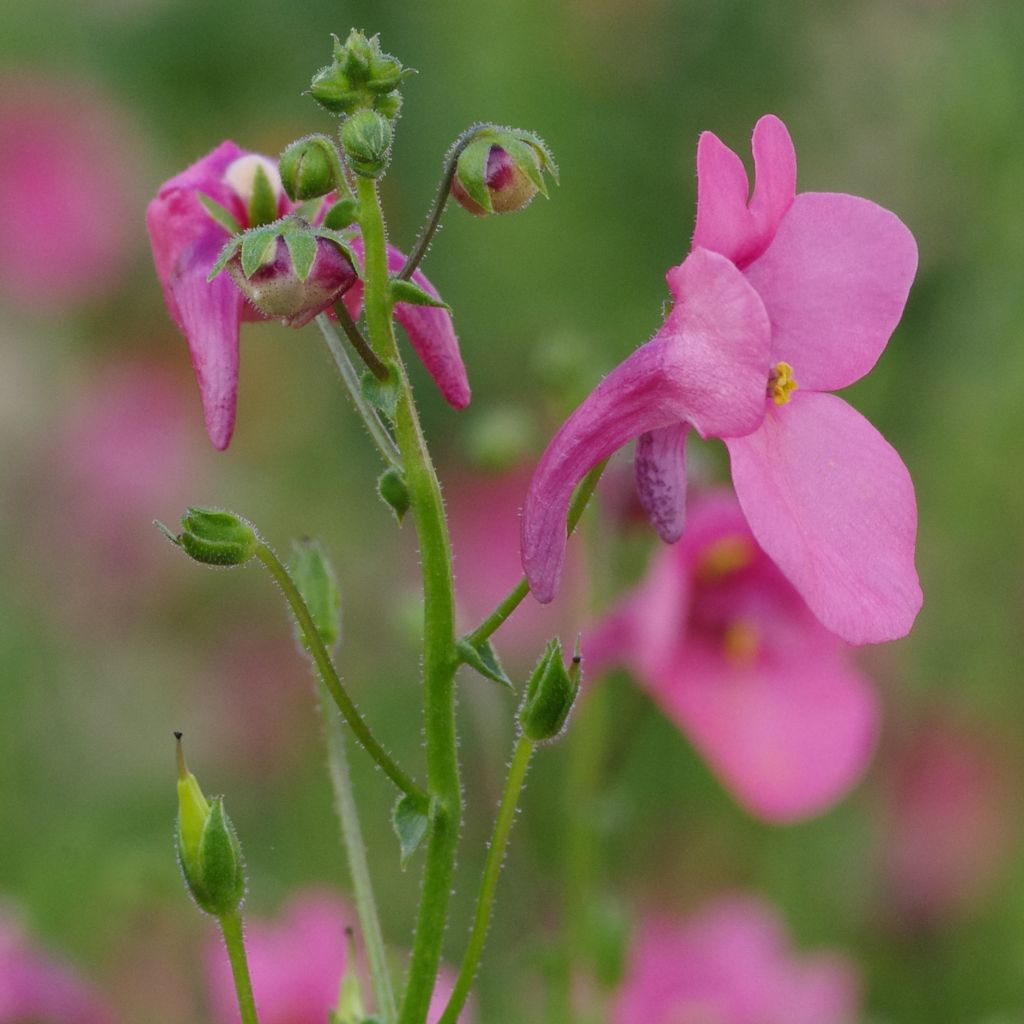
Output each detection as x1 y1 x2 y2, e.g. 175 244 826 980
634 422 690 542
745 192 918 391
748 114 797 242
727 392 922 644
654 624 878 820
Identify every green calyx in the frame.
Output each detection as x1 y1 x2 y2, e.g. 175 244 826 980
279 135 344 201
517 638 581 743
340 111 393 179
452 126 558 216
167 508 261 567
308 30 411 118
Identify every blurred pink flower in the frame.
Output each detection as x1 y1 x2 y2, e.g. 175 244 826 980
0 75 139 309
613 896 859 1024
147 143 468 449
0 910 115 1024
696 115 920 645
587 492 877 820
205 890 473 1023
879 714 1015 928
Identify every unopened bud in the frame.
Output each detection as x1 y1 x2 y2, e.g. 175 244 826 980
309 30 408 118
174 734 246 917
279 135 343 201
340 111 393 178
177 507 260 566
451 128 556 216
517 638 580 743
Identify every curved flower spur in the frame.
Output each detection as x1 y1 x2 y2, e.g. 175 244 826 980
522 115 921 645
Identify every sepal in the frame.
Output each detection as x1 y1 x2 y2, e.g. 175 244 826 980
517 638 581 743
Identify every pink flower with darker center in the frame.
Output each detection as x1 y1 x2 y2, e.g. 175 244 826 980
587 492 877 820
147 142 469 450
205 890 474 1024
522 115 920 646
0 910 115 1024
613 896 859 1024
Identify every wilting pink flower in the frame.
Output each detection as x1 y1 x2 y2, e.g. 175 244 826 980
147 142 468 449
522 246 771 603
0 74 139 308
613 896 859 1024
206 890 473 1023
523 115 920 646
0 910 115 1024
587 492 877 820
879 714 1014 928
697 115 920 645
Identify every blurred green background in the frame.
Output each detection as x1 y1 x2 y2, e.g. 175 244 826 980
2 0 1024 1021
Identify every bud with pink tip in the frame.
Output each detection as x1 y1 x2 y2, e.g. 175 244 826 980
451 127 557 216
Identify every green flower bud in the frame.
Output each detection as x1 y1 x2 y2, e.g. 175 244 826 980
279 135 343 201
451 128 557 216
377 467 410 522
175 734 246 917
517 638 581 743
308 31 408 117
289 538 342 651
178 508 260 566
340 111 393 178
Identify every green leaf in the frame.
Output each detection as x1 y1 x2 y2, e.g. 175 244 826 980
377 467 410 522
207 237 242 281
390 278 449 310
197 191 242 235
456 637 513 689
322 197 360 230
288 538 341 650
248 163 279 227
284 232 318 282
360 367 399 420
392 794 430 868
455 140 494 213
240 230 279 277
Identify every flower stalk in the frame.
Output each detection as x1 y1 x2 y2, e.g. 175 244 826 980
219 910 260 1024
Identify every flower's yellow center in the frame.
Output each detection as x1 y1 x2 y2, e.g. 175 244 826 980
723 619 760 665
768 361 797 406
695 535 756 584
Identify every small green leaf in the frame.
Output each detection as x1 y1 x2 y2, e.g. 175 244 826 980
248 163 279 226
197 191 242 235
316 230 361 276
360 367 399 420
284 232 318 282
377 467 410 522
390 278 449 310
457 638 513 689
455 140 494 213
322 198 360 230
289 538 341 651
207 237 242 281
240 230 279 277
392 794 430 868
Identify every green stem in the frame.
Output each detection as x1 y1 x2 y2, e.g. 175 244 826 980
320 681 398 1024
315 313 402 470
397 126 490 282
219 911 260 1024
437 734 535 1024
357 176 462 1024
463 458 610 648
256 543 425 803
333 299 391 381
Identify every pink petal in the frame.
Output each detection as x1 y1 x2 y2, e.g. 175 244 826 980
524 249 770 603
692 114 796 269
727 392 922 644
651 617 878 820
634 422 690 543
344 242 470 409
745 191 918 392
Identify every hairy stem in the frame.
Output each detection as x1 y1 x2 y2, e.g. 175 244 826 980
438 734 535 1024
320 682 398 1023
256 543 425 802
357 175 462 1024
333 299 391 381
219 911 260 1024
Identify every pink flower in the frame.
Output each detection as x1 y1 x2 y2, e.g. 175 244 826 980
0 910 115 1024
522 115 920 646
521 246 772 602
147 143 468 449
698 115 921 645
587 492 877 820
205 890 474 1023
0 74 139 309
613 896 859 1024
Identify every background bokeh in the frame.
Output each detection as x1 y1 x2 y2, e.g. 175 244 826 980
2 1 1024 1021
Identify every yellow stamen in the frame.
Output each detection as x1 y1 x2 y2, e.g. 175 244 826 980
768 361 797 406
723 620 760 665
695 535 756 584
